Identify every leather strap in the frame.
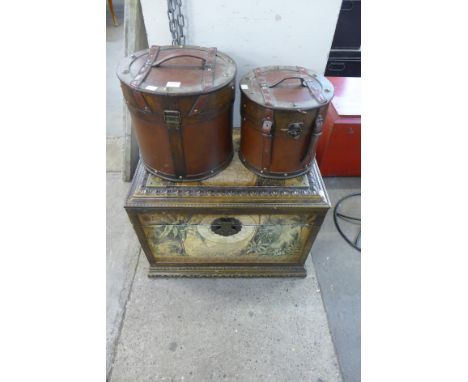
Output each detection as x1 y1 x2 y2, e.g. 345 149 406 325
188 48 218 115
301 105 328 166
188 94 209 116
297 67 327 104
261 108 274 172
163 110 187 178
130 45 160 89
168 129 187 179
203 47 217 91
131 90 151 112
253 69 275 171
254 68 274 107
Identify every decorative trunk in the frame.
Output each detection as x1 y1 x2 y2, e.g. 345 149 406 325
125 132 330 278
239 66 334 179
117 45 236 181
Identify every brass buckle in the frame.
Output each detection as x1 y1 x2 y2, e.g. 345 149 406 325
163 110 181 130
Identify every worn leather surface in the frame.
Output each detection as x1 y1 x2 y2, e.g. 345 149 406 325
121 80 235 180
240 91 329 177
240 66 334 110
239 67 333 178
118 46 236 96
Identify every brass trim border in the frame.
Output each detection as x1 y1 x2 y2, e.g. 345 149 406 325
142 149 234 182
148 264 307 278
238 150 311 179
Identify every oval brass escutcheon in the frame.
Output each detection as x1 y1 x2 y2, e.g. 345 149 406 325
287 122 304 139
211 217 242 237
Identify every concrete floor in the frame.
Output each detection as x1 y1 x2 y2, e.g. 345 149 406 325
106 173 141 374
106 10 360 382
314 178 361 382
109 246 342 382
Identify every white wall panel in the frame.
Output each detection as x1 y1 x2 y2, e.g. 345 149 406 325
139 0 342 126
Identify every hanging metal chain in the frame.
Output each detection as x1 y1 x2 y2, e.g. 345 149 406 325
167 0 186 46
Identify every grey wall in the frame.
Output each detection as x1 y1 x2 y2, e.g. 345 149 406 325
106 0 125 137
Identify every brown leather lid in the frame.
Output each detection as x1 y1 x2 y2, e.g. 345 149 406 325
117 45 236 96
240 66 334 110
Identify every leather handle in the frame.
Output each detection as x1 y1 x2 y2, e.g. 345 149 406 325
153 48 217 91
254 67 328 105
152 48 217 70
268 75 327 104
261 109 274 172
268 75 308 88
153 54 208 68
